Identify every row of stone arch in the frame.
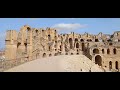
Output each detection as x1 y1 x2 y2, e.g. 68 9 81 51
93 48 117 54
41 52 80 58
69 38 99 43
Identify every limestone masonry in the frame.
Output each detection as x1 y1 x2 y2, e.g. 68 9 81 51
5 25 120 71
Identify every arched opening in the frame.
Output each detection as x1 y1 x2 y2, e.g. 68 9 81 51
109 43 112 45
49 54 52 57
102 49 104 54
93 48 99 54
65 53 68 55
36 30 38 36
109 61 112 70
49 46 51 51
80 39 84 42
77 53 79 55
95 39 99 42
54 53 58 56
113 48 116 54
76 43 79 48
17 42 21 48
95 55 102 66
24 43 27 53
75 38 78 43
107 49 110 54
43 53 46 58
82 43 85 51
48 35 51 41
71 53 73 55
69 38 73 49
60 45 62 51
115 61 118 69
87 39 92 42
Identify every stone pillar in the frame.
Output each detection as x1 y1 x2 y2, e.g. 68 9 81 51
5 30 17 60
27 29 33 61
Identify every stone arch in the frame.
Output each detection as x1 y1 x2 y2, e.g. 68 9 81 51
95 39 99 42
82 43 85 51
109 61 112 70
17 42 21 48
54 53 58 56
71 53 73 55
75 38 78 43
60 45 62 51
77 53 79 55
48 35 51 41
95 55 102 66
80 39 84 42
43 53 46 58
76 43 79 48
24 43 27 53
115 61 118 69
93 48 99 54
109 43 112 45
36 29 38 36
49 46 51 51
107 49 110 54
113 48 117 54
102 49 104 54
69 38 73 49
49 54 52 57
65 53 68 55
87 39 92 42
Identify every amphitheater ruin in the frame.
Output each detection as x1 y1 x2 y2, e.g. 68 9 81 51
2 25 120 72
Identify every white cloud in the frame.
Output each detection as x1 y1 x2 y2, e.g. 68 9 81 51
52 23 87 31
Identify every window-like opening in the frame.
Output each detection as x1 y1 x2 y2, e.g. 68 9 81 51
95 39 99 42
65 53 68 55
75 38 78 43
102 49 104 54
107 49 110 54
49 54 52 57
80 39 84 42
82 43 85 51
43 53 46 58
93 49 99 54
48 35 51 41
69 38 73 49
109 61 112 70
115 61 118 69
113 48 116 54
76 43 79 48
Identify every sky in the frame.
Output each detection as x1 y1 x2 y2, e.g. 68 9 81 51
0 18 120 49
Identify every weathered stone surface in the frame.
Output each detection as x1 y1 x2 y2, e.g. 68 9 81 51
5 25 120 72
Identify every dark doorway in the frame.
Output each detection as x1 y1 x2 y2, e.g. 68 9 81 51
107 49 110 54
69 38 73 49
76 43 79 48
115 61 118 69
113 48 116 54
43 53 46 58
95 55 102 66
82 43 85 51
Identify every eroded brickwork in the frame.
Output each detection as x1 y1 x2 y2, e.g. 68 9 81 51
5 25 120 71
